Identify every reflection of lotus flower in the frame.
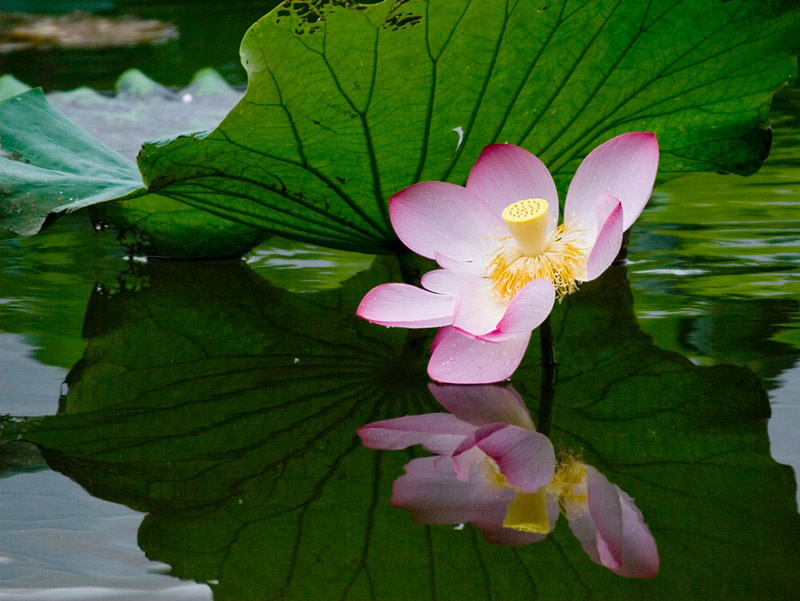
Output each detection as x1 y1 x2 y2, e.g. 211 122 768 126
358 133 659 384
358 384 659 578
358 384 557 536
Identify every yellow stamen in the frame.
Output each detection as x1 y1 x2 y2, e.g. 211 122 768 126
481 457 509 489
547 450 589 516
503 488 551 534
501 198 550 256
486 221 588 302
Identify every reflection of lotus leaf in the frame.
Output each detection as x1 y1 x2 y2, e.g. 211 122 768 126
20 262 800 600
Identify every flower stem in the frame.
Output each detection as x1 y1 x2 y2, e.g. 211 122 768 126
538 315 556 436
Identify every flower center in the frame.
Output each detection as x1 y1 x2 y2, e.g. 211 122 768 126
501 198 550 256
486 221 588 302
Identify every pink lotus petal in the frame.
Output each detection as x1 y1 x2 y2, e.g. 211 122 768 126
434 251 483 275
587 466 624 568
357 413 476 454
391 456 515 530
430 326 449 354
421 269 474 295
452 281 507 337
479 280 556 342
427 383 535 430
585 194 623 281
564 132 659 235
428 326 532 384
467 144 560 233
357 283 455 328
390 181 506 261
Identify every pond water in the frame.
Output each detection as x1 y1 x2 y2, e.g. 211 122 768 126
2 3 800 600
1 0 279 90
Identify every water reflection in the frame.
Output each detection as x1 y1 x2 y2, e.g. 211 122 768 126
359 383 659 578
8 259 799 600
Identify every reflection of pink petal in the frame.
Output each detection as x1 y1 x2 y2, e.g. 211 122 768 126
475 425 556 493
390 181 505 261
615 489 660 578
427 383 535 430
567 466 659 578
357 283 456 328
585 194 623 280
428 326 531 384
466 143 560 233
564 132 659 234
451 424 507 481
587 466 624 567
452 424 555 493
568 510 605 564
391 456 515 530
357 413 475 454
482 526 547 546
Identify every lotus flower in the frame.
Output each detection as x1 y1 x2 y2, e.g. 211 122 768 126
358 384 659 578
358 133 659 383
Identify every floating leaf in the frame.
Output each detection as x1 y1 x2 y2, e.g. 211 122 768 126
134 0 800 253
4 0 800 257
0 74 31 101
0 82 264 258
20 260 800 600
0 89 144 236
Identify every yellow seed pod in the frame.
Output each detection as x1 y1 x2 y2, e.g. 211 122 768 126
501 198 549 257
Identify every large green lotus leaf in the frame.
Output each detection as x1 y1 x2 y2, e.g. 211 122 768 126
132 0 800 253
18 260 800 600
3 1 800 256
0 77 264 258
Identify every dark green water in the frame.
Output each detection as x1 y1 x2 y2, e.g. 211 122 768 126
1 0 280 90
1 3 800 600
